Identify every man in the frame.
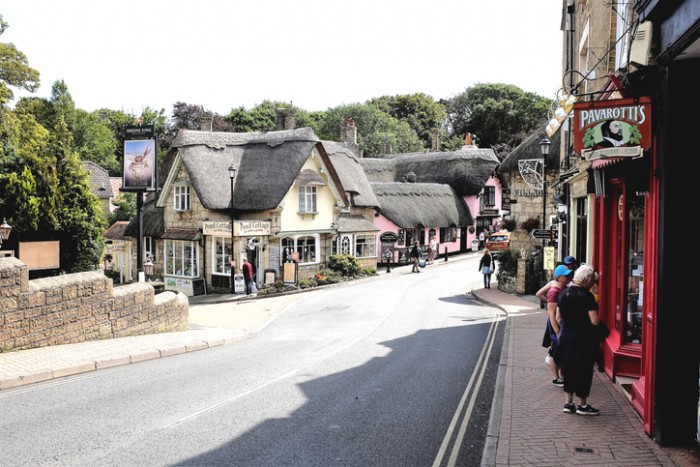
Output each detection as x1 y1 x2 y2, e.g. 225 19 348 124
242 258 254 295
596 120 625 148
410 241 421 273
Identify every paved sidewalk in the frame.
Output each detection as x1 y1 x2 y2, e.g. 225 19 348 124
1 258 697 465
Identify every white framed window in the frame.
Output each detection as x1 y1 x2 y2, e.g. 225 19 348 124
297 236 317 263
355 234 376 258
174 185 191 211
143 236 154 261
164 240 199 277
298 186 317 213
280 236 294 263
212 236 233 275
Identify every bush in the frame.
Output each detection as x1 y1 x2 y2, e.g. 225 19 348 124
499 217 516 232
519 217 540 233
496 248 520 277
328 254 361 277
362 267 377 276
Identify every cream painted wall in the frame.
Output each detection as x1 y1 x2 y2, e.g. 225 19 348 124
278 151 341 232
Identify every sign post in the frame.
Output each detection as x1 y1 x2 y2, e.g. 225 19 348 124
379 232 398 273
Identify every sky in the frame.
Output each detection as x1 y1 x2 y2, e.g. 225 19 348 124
2 1 564 119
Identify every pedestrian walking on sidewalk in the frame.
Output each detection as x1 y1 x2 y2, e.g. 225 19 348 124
410 240 421 273
428 236 438 265
554 264 602 415
478 249 493 289
539 264 572 387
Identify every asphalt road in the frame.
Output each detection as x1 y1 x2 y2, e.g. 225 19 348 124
0 256 504 467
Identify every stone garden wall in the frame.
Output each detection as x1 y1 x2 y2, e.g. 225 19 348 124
0 257 189 352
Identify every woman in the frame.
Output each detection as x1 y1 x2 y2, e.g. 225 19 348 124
428 236 438 264
410 240 421 273
553 264 601 415
478 249 493 289
539 264 572 387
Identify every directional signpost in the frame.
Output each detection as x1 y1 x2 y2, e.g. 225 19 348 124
531 228 558 240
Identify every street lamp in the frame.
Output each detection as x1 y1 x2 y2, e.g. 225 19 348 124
539 137 551 285
0 218 12 248
228 165 237 294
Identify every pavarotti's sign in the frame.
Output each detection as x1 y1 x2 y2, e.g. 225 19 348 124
573 97 652 162
202 220 271 237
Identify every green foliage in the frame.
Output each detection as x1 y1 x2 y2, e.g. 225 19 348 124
327 254 361 277
0 15 40 107
520 217 540 232
368 93 447 150
362 267 377 276
444 83 550 150
107 192 136 225
316 103 423 157
499 217 516 231
495 248 520 276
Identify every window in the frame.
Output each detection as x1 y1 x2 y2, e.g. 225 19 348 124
144 236 154 262
355 234 376 258
482 186 496 206
296 236 317 263
164 240 199 277
625 194 645 344
280 237 294 263
174 185 191 211
212 236 233 275
298 186 317 213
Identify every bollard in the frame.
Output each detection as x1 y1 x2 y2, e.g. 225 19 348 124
444 246 448 262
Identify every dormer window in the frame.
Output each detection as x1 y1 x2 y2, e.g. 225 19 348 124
174 185 191 211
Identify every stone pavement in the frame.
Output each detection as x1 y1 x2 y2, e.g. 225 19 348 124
0 256 697 466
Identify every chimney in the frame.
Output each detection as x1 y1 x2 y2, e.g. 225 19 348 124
341 118 357 144
276 108 297 130
200 113 213 132
431 128 439 151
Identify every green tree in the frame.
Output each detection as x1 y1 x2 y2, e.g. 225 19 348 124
107 192 136 225
444 83 550 151
0 15 40 107
316 103 423 157
368 93 447 150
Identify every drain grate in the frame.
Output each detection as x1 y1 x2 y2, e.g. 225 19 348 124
570 445 599 455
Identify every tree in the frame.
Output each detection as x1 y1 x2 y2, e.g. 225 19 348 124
368 93 447 150
0 15 40 107
444 83 550 150
316 103 423 157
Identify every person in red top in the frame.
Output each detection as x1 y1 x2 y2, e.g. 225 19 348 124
242 258 254 295
538 264 572 387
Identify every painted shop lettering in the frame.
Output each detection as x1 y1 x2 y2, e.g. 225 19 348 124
578 105 647 129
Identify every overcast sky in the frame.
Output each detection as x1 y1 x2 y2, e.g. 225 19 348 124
2 1 564 118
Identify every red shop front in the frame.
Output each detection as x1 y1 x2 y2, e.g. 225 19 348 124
574 97 659 432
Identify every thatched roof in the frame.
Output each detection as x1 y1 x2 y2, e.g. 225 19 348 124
336 214 379 233
360 149 499 197
164 128 347 212
322 141 380 208
124 194 164 238
104 220 130 240
499 125 562 173
83 161 113 199
370 182 473 228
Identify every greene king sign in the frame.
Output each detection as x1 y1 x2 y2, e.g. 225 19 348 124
573 97 652 162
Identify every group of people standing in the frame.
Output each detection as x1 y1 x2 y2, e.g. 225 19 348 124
536 256 607 416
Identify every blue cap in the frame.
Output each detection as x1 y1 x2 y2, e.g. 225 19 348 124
563 256 577 265
554 265 573 278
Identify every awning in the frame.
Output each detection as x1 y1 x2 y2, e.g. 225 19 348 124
591 157 626 169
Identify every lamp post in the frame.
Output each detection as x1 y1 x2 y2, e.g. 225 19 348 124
539 137 551 285
0 217 12 248
228 165 237 294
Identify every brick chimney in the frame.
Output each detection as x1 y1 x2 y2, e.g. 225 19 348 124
200 113 213 132
431 128 439 151
276 108 297 130
340 118 362 158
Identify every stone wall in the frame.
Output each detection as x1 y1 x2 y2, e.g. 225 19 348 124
0 257 189 352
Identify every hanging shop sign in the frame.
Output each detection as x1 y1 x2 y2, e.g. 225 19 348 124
573 97 652 162
122 125 157 192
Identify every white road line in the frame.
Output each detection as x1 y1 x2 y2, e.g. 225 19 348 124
432 312 500 467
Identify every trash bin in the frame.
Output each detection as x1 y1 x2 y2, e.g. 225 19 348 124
472 239 479 252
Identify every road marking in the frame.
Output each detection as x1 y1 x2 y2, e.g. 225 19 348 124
432 311 500 467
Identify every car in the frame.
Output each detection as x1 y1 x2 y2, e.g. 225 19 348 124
485 231 511 257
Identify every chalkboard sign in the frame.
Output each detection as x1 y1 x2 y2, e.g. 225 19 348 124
192 278 207 296
268 244 280 271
